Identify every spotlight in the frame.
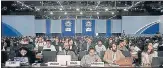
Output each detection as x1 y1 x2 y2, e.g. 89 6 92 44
76 8 80 11
50 12 53 14
80 12 83 15
96 12 99 15
64 12 67 15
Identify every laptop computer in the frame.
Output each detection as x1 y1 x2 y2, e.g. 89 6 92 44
14 57 29 66
151 57 163 67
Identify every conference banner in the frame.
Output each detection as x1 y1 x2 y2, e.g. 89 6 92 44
46 19 51 36
82 20 95 36
61 20 75 36
106 20 111 37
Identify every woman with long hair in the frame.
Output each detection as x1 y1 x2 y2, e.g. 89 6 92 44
141 43 158 66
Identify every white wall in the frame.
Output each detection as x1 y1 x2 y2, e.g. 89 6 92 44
34 19 46 33
51 20 61 33
111 19 122 33
2 15 35 36
75 19 82 33
122 16 160 34
95 19 106 33
159 15 163 34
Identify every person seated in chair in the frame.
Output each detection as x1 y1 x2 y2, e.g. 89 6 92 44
16 47 35 63
95 40 106 56
68 39 78 55
80 48 101 67
58 42 78 61
117 40 128 51
43 40 56 51
141 43 158 66
103 43 125 64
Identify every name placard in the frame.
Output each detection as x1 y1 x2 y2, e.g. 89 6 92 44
57 55 71 66
91 62 104 67
67 61 80 66
5 61 20 67
47 62 61 67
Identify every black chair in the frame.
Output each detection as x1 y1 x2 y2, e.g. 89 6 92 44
158 51 163 57
158 46 163 51
38 46 43 53
122 51 131 57
42 51 57 63
43 49 51 51
151 57 163 67
100 51 105 58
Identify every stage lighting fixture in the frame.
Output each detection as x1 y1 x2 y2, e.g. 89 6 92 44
36 8 40 11
60 8 63 11
97 12 99 15
80 12 83 15
124 9 128 11
50 12 53 14
105 8 108 11
64 12 67 15
111 12 114 14
161 9 163 12
76 8 80 11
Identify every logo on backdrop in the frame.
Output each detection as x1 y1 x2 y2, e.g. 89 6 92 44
85 21 92 31
65 21 72 31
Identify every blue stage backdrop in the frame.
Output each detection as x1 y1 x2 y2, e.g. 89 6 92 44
61 20 75 36
82 20 95 36
106 20 111 37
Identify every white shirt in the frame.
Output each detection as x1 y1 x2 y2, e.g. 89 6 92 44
95 45 106 55
130 46 141 52
35 42 46 48
153 43 159 49
112 52 116 61
141 51 158 65
43 44 56 51
20 40 29 44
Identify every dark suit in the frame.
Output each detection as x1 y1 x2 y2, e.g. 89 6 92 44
53 41 63 52
80 41 95 51
16 50 36 63
69 45 78 55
